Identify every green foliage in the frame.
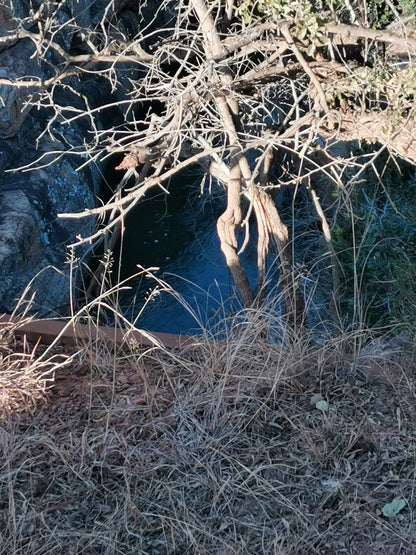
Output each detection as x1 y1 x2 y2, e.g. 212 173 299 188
236 0 328 54
236 0 416 32
368 0 396 28
324 63 416 119
367 0 415 28
333 158 416 328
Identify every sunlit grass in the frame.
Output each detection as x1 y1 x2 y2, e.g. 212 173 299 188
0 274 415 553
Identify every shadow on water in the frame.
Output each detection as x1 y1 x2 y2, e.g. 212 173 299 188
114 173 280 334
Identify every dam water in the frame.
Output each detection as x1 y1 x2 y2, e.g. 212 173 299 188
114 174 280 334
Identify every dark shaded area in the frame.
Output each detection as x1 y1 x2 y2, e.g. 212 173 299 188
114 175 278 334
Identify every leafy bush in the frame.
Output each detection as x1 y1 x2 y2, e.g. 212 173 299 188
333 154 416 328
236 0 415 32
367 0 415 28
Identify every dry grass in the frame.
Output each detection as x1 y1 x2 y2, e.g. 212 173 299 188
0 320 70 419
0 311 416 554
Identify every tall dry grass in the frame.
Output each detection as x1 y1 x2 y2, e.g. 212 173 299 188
1 276 415 554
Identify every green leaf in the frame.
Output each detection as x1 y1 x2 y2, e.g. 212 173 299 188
307 43 316 57
315 400 329 412
297 26 308 40
316 32 329 45
382 498 406 517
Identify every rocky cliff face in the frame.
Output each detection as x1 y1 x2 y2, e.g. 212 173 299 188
0 0 162 315
0 126 98 315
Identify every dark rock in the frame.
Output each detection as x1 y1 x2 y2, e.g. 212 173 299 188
0 0 169 316
0 117 97 315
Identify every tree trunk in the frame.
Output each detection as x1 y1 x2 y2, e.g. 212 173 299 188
250 187 305 333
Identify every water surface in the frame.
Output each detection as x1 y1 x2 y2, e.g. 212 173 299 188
116 175 278 334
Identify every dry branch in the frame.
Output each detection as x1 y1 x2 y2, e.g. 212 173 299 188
191 0 257 307
321 111 416 163
5 0 416 333
325 21 416 54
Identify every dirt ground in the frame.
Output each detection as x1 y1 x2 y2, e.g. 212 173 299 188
1 328 415 554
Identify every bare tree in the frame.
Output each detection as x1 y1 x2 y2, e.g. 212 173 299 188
2 0 416 330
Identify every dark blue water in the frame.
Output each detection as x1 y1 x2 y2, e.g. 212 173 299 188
116 175 280 334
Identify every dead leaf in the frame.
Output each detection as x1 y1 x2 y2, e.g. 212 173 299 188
115 153 139 170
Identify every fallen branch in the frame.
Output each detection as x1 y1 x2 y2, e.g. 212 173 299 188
325 21 416 54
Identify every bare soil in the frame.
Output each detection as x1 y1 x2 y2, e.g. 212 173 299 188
0 328 415 554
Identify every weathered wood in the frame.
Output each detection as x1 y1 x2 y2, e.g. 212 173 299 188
0 314 196 349
192 0 256 308
321 113 416 164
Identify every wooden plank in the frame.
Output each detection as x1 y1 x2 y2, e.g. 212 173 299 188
0 314 197 350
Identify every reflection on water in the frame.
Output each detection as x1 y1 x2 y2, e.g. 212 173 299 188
116 175 279 334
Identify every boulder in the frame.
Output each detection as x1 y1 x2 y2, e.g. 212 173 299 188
0 112 97 315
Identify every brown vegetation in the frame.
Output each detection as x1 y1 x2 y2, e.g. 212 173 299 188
1 314 415 553
1 2 416 551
